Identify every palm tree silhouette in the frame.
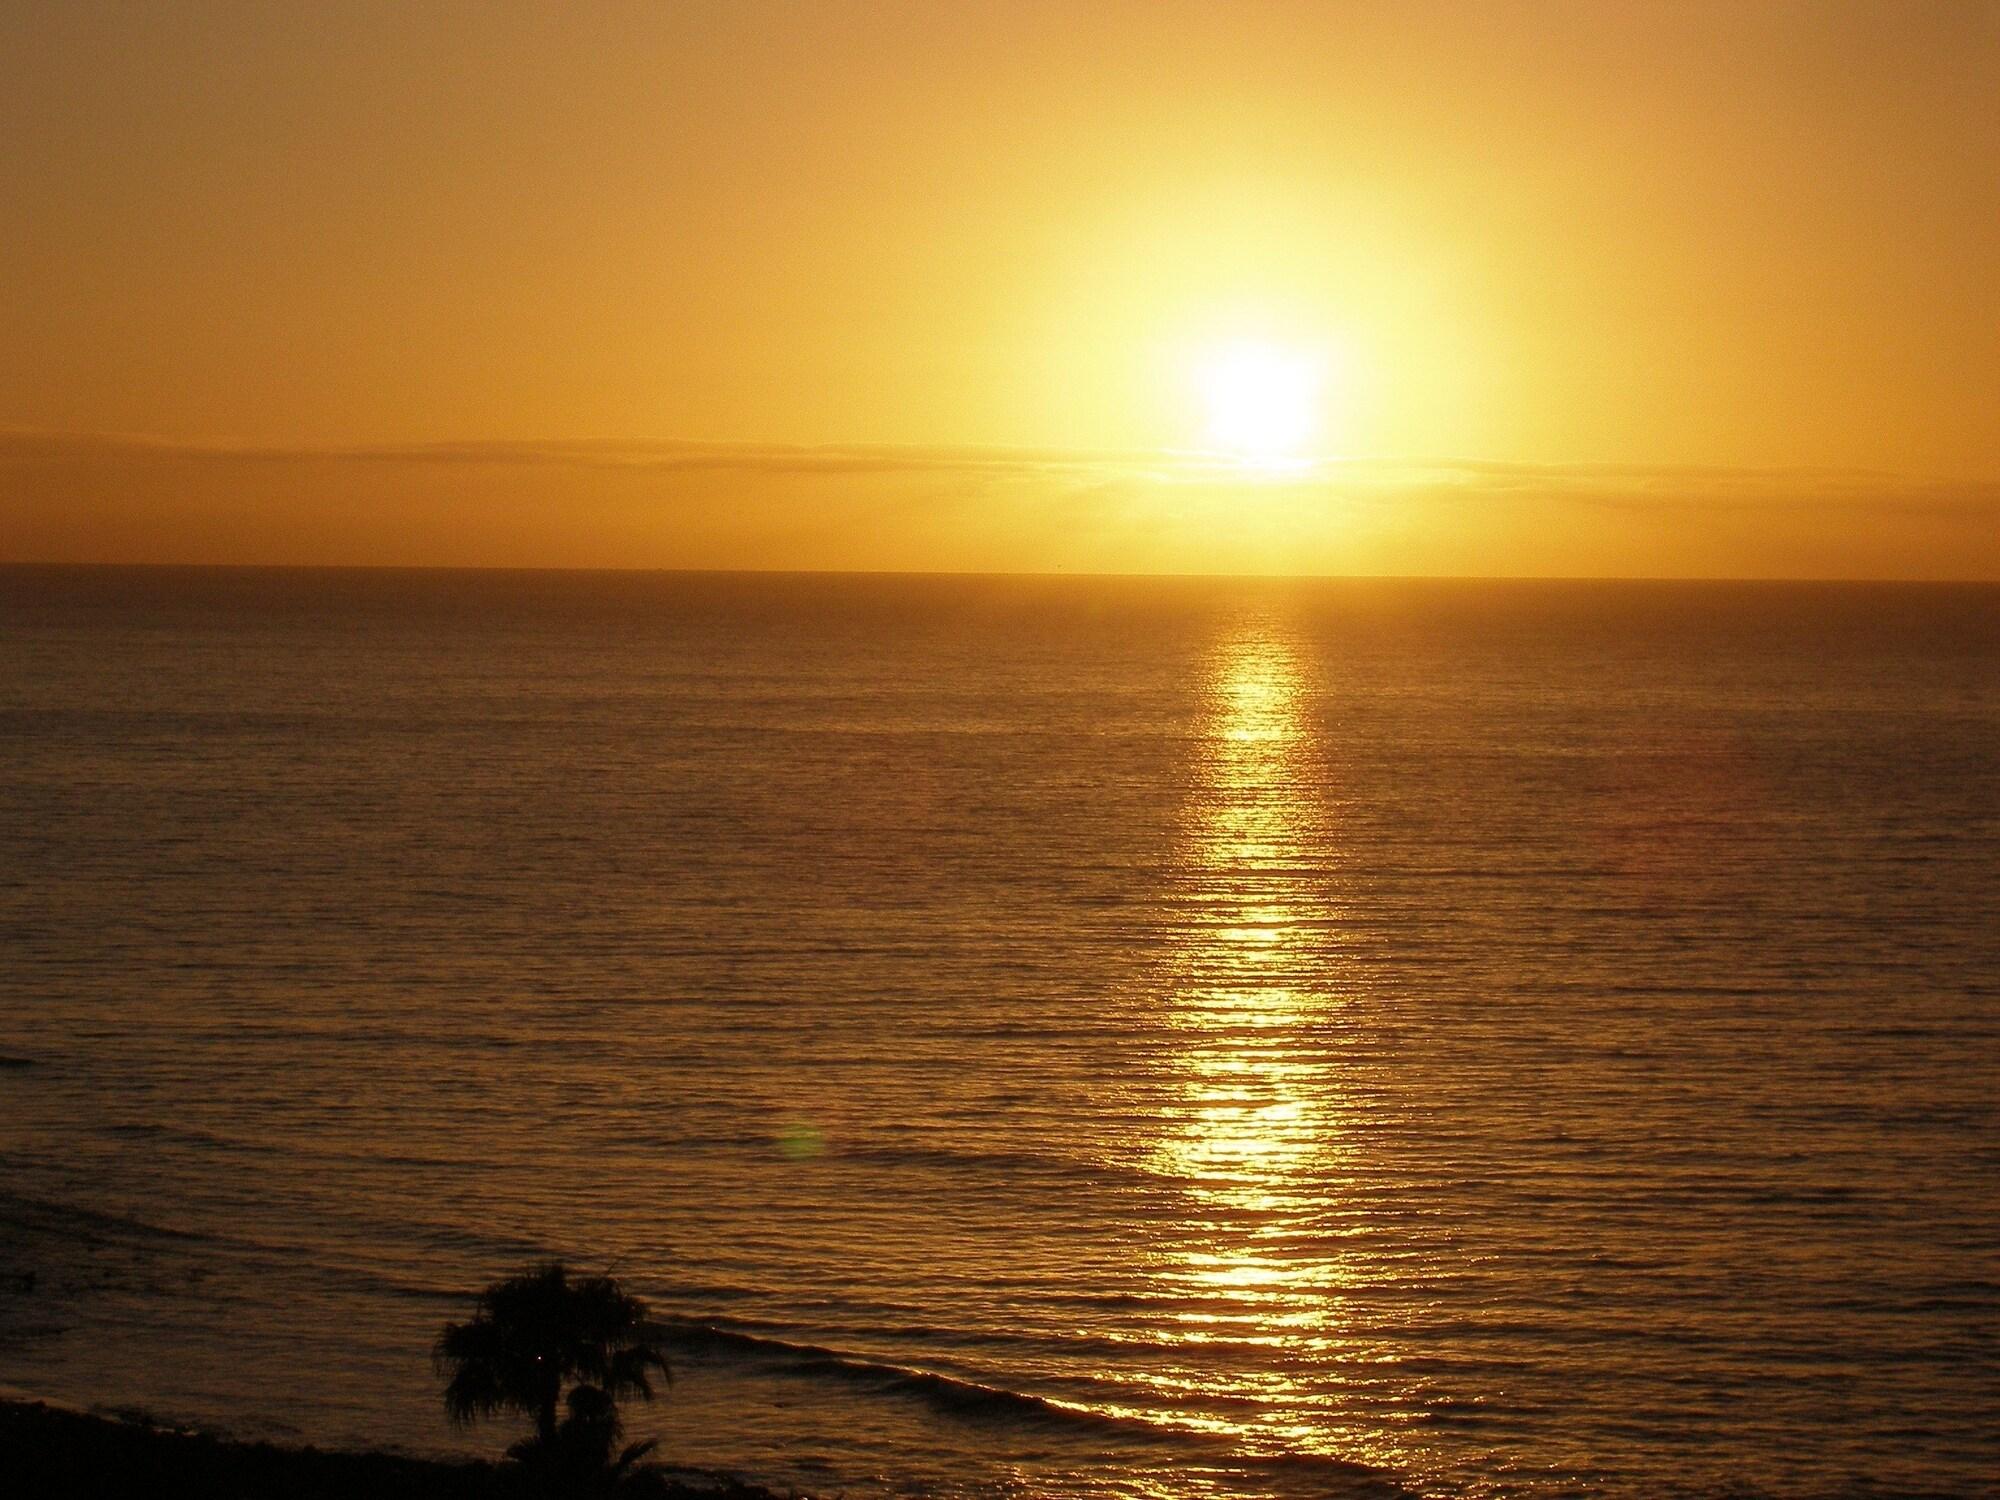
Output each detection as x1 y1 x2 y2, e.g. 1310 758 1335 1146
435 1261 670 1479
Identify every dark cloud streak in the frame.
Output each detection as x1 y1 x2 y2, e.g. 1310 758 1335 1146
4 426 1996 519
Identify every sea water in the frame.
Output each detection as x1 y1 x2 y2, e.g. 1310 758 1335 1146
1 567 1995 1498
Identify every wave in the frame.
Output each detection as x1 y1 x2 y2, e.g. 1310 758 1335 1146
100 1121 285 1158
833 1140 1139 1184
656 1321 1408 1493
0 1190 206 1247
0 1186 540 1309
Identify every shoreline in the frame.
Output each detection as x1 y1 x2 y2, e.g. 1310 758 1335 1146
0 1398 792 1499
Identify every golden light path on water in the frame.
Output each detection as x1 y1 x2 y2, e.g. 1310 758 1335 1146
1125 623 1423 1486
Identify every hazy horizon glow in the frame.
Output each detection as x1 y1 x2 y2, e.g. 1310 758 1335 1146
3 1 1996 576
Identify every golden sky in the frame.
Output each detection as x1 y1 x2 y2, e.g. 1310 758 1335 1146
4 1 1997 576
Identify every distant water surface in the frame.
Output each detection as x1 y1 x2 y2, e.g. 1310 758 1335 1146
1 567 1995 1499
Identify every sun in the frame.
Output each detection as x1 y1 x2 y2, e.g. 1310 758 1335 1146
1196 341 1321 465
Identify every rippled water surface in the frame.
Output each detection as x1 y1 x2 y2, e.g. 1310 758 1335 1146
2 567 1995 1499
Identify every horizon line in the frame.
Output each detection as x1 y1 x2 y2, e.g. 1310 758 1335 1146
5 559 1998 587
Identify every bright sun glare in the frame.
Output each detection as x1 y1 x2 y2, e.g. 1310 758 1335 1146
1197 341 1321 465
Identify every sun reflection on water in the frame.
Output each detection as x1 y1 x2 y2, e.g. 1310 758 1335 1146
1138 624 1392 1466
1158 632 1331 1214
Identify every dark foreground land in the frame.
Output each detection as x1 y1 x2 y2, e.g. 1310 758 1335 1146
0 1400 789 1500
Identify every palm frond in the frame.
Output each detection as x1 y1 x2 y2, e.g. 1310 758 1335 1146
612 1437 660 1476
607 1342 672 1401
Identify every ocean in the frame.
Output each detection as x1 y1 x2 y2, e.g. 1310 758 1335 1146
1 566 1995 1499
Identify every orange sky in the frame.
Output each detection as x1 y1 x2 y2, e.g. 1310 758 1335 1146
4 1 1996 576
